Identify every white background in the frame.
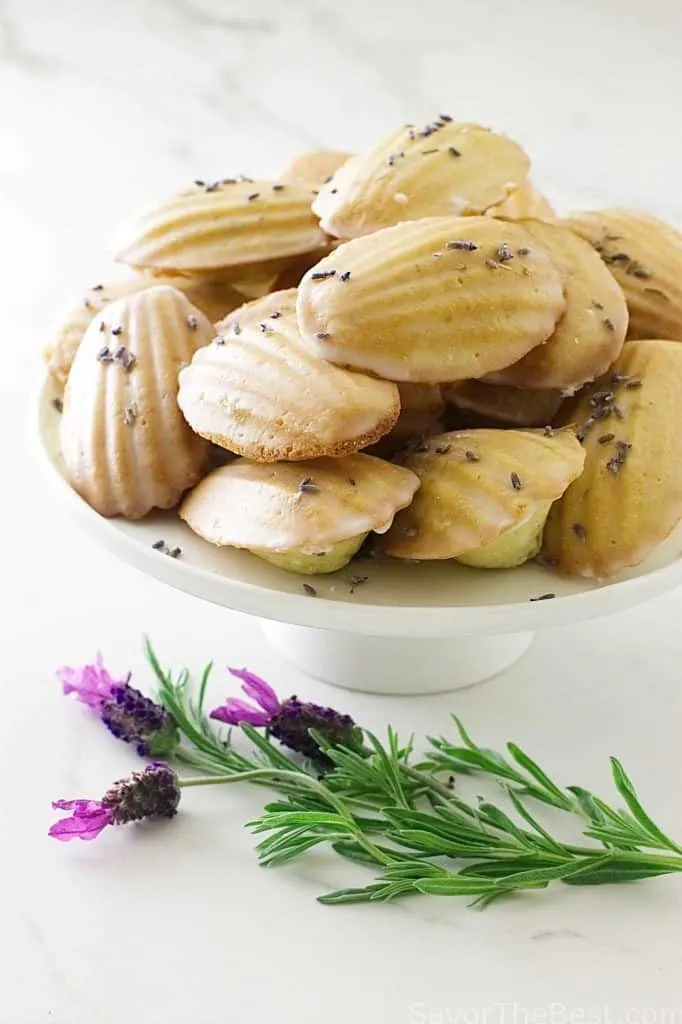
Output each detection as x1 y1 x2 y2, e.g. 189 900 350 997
3 0 682 1021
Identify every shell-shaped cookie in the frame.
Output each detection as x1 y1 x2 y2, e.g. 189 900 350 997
542 340 682 578
562 208 682 341
486 183 556 223
486 221 628 390
313 119 530 239
180 454 420 553
443 381 563 428
113 179 328 273
177 290 400 461
281 150 353 187
45 277 152 385
297 217 566 383
45 273 242 384
61 286 212 519
382 427 584 559
391 384 445 439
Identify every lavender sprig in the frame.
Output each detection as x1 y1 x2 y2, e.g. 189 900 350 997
52 643 682 909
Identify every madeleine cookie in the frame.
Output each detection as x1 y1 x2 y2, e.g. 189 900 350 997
391 384 445 439
281 150 353 188
45 273 243 384
486 182 555 222
297 217 565 383
113 179 328 273
180 454 420 574
543 340 682 578
382 427 584 565
486 221 628 390
443 381 563 428
313 118 530 238
563 208 682 341
61 286 211 518
177 290 400 461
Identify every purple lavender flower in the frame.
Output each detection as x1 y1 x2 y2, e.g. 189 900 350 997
49 763 181 842
210 669 364 762
49 800 114 842
58 656 179 757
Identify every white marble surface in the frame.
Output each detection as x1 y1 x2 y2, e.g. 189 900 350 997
5 0 682 1020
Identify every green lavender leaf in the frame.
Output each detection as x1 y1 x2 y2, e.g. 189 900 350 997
414 876 507 896
610 758 682 854
506 743 574 810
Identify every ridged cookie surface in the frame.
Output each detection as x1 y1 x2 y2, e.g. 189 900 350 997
297 217 565 383
61 286 211 518
487 220 628 390
563 208 682 341
177 290 399 461
382 427 584 559
313 118 530 238
45 273 243 384
113 179 327 272
543 340 682 577
180 454 419 553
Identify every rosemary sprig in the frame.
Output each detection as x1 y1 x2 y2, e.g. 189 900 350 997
146 643 682 907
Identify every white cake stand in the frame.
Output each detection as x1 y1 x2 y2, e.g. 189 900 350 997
36 377 682 695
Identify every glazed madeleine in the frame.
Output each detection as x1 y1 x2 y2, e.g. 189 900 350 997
61 286 211 519
391 384 445 439
180 454 419 573
45 277 152 385
382 427 584 562
563 208 682 341
280 149 353 188
486 182 556 222
177 290 400 461
443 381 563 428
297 217 565 383
45 273 243 384
113 179 328 273
486 221 628 391
543 339 682 578
313 118 530 238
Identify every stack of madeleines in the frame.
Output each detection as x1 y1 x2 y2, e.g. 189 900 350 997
46 115 682 582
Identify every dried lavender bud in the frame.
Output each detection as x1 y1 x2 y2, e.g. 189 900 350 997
510 472 523 490
299 477 319 494
311 270 336 281
302 583 317 597
446 240 478 251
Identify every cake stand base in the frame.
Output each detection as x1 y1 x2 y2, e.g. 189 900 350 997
260 621 534 695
